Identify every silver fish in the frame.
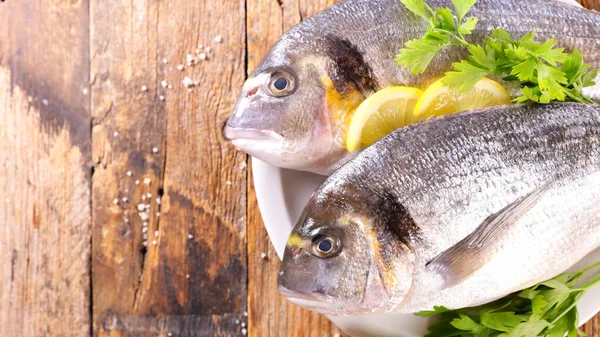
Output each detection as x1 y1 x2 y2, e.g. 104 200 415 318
277 102 600 315
224 0 600 175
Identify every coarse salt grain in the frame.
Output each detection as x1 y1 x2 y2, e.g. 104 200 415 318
161 80 168 88
141 85 148 92
188 234 194 239
146 193 153 198
126 171 132 176
152 147 158 153
260 252 267 259
156 212 161 216
135 180 140 185
140 212 149 221
198 53 207 61
152 240 157 245
156 197 162 205
241 322 246 328
162 58 168 64
137 204 146 211
205 47 212 53
242 328 247 335
168 84 173 89
159 95 165 101
142 227 148 233
182 76 195 88
186 54 197 65
226 180 232 185
177 64 184 71
142 241 148 247
82 88 89 95
142 195 146 201
124 218 130 223
243 311 248 316
186 274 190 279
214 35 223 43
42 99 49 106
113 198 119 205
122 197 128 203
240 162 247 170
143 221 149 227
144 178 152 185
154 230 159 237
113 131 119 137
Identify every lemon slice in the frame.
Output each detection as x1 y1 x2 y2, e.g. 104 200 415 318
413 77 511 119
346 86 423 152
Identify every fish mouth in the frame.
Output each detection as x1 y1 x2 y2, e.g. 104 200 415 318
222 125 283 142
278 285 334 310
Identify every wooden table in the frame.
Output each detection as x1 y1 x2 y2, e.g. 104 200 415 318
0 0 598 336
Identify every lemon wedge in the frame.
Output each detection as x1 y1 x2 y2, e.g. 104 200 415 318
413 77 512 119
346 86 423 152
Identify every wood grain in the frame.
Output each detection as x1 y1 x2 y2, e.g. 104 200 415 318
90 0 248 336
0 1 91 336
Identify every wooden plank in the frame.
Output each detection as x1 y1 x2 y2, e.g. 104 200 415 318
245 1 347 336
0 1 91 337
90 0 248 335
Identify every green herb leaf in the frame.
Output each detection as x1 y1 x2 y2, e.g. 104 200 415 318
451 314 487 335
443 60 489 91
451 0 477 23
395 39 444 74
400 0 433 21
416 262 600 337
458 17 478 35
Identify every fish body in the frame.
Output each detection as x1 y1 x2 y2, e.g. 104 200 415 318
224 0 600 174
277 103 600 315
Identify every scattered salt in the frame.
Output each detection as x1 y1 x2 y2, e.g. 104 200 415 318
142 241 148 247
162 58 168 64
142 195 146 201
198 53 207 61
205 47 212 53
82 88 89 95
144 178 151 185
142 227 148 233
214 35 223 43
186 274 190 279
141 85 148 92
152 147 158 153
113 131 119 137
161 80 168 88
137 204 146 211
260 252 267 259
241 322 246 328
122 197 128 203
240 162 247 170
154 230 159 237
146 192 153 198
242 328 247 335
27 96 33 103
156 212 161 217
152 240 157 245
159 95 165 101
156 197 162 205
188 234 194 239
42 99 49 106
135 180 140 185
186 54 197 65
243 311 248 316
182 76 195 88
124 218 130 223
176 64 184 71
113 198 119 205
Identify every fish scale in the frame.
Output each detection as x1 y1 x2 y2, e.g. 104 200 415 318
279 103 600 315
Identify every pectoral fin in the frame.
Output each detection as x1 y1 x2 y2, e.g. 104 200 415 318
427 181 554 288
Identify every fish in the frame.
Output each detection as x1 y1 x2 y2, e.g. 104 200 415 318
276 102 600 315
223 0 600 175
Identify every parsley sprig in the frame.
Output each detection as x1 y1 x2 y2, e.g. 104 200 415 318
395 0 598 104
417 261 600 337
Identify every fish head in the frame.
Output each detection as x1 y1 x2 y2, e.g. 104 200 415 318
224 37 366 174
278 185 417 315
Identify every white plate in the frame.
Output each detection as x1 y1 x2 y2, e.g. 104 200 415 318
252 158 600 337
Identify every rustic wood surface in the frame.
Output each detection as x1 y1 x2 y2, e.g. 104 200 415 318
0 0 599 336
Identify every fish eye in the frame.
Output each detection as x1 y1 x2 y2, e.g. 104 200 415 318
267 70 296 97
312 235 340 258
